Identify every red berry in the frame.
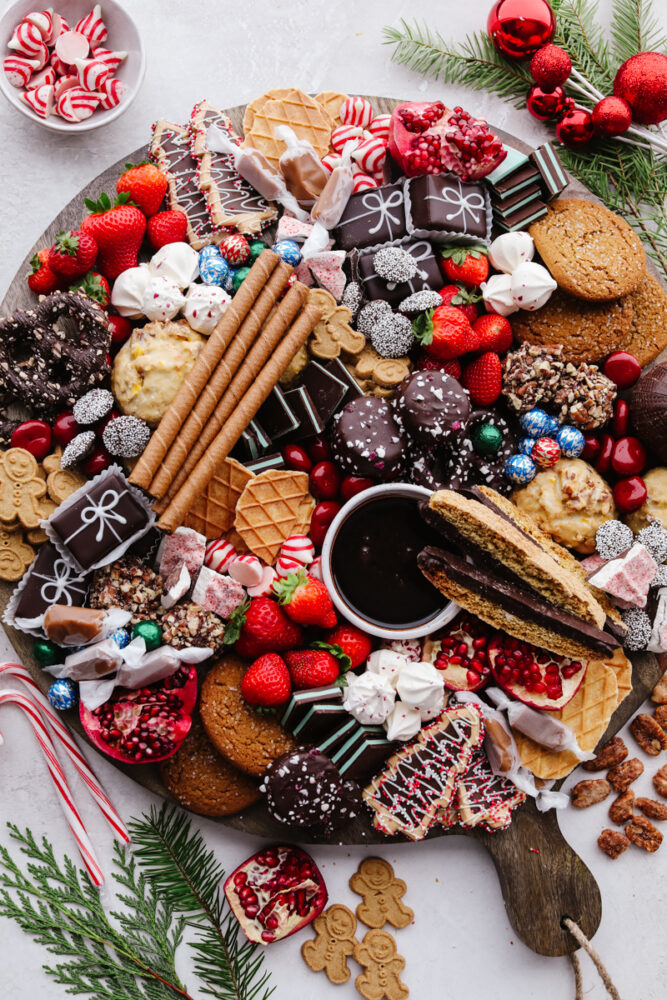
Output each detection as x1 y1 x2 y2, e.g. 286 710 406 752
603 351 641 389
27 249 60 295
437 284 479 324
11 420 52 460
461 351 502 405
240 653 291 707
416 352 462 379
472 312 513 354
97 410 120 440
108 314 132 348
324 624 373 669
306 435 331 463
340 475 375 502
147 210 188 250
309 461 341 500
82 445 111 476
282 444 312 473
613 476 647 514
52 411 79 448
310 501 341 548
415 305 472 361
581 435 601 463
440 247 489 288
595 433 614 475
612 400 630 439
611 436 646 477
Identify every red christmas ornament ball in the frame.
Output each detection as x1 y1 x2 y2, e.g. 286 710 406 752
530 43 572 89
591 95 632 137
526 84 566 120
613 52 667 125
556 106 594 148
487 0 555 59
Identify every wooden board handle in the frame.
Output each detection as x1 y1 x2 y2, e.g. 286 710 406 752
472 800 601 956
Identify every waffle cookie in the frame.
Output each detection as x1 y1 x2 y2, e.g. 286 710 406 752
184 457 255 538
242 87 334 169
234 469 315 564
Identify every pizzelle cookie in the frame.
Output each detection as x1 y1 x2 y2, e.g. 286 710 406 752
243 88 334 169
315 90 348 129
617 273 667 365
234 469 315 564
529 198 645 301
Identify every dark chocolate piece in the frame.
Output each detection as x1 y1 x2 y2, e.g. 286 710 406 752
393 370 470 444
333 179 407 252
332 726 395 780
406 173 491 242
292 702 350 742
317 717 361 758
530 142 568 199
298 361 348 424
257 385 300 440
495 199 547 232
357 240 445 306
629 362 667 464
244 452 286 474
281 385 325 440
231 418 271 460
331 396 405 479
488 162 540 198
281 685 342 731
411 410 516 495
484 147 530 188
11 543 88 624
321 357 364 409
260 747 361 833
491 181 542 214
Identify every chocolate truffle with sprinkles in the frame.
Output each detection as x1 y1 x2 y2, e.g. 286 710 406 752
357 300 392 338
369 313 414 359
651 565 667 589
73 388 114 425
103 415 151 458
393 370 470 444
61 430 96 468
621 608 652 650
637 522 667 564
260 747 361 834
373 246 418 283
331 396 405 479
595 520 634 560
341 281 363 318
398 289 443 317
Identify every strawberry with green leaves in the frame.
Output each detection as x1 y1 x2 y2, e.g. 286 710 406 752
273 570 337 628
241 653 291 707
437 283 480 325
81 192 147 280
116 162 167 217
70 270 111 307
323 624 372 670
226 596 304 660
413 305 477 361
285 645 349 690
462 351 503 405
27 249 59 295
440 245 489 287
48 229 98 281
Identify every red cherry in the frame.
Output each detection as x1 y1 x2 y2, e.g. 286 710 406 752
97 410 120 440
310 500 341 548
612 399 630 439
282 444 312 473
340 475 375 502
306 435 332 463
611 436 646 477
603 350 641 389
11 420 52 460
594 433 614 475
309 461 342 500
82 445 111 476
108 314 132 348
613 476 647 514
52 410 79 448
581 435 601 463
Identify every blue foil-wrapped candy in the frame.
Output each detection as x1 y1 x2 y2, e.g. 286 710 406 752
48 678 79 711
519 408 550 438
556 424 585 459
505 454 536 485
543 415 560 437
518 437 536 456
224 267 237 293
272 239 302 267
199 245 222 262
110 627 131 650
199 254 230 288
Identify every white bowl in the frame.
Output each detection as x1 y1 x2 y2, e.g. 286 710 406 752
321 483 459 641
0 0 145 133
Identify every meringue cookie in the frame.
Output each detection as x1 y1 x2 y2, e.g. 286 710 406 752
182 284 231 335
480 273 519 316
366 649 410 689
150 242 199 288
342 671 395 725
379 637 423 662
510 261 557 311
141 275 186 323
384 703 422 742
488 232 534 274
110 265 152 318
395 660 445 721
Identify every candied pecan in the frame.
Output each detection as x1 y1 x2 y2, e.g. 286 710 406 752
625 815 663 852
654 764 667 798
631 713 667 756
608 757 644 792
651 671 667 705
608 790 635 825
654 705 667 732
635 797 667 821
583 736 628 772
571 779 611 808
598 829 630 860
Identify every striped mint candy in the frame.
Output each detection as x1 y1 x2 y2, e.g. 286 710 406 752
54 74 79 100
351 168 377 193
25 9 53 39
51 51 72 77
74 56 110 91
330 123 364 153
275 555 303 579
27 66 57 90
340 96 373 128
22 82 54 118
31 41 50 70
353 136 387 175
92 47 128 73
98 78 126 110
75 4 108 47
321 152 342 174
280 534 315 566
3 56 39 88
368 114 391 141
205 539 236 573
8 20 44 57
247 565 277 598
56 87 101 122
46 13 70 45
228 554 263 588
309 556 323 581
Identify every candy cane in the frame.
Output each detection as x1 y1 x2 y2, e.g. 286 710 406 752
0 689 104 885
0 663 128 844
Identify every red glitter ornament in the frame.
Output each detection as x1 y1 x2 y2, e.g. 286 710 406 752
555 106 594 148
526 84 566 120
613 52 667 125
487 0 555 60
591 96 632 137
530 43 571 89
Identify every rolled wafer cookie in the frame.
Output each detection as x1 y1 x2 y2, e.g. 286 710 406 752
130 250 280 491
158 282 309 502
158 302 322 531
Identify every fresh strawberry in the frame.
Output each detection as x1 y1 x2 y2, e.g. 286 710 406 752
472 313 513 354
240 653 291 707
437 283 480 324
116 162 168 217
413 305 475 361
81 193 147 280
108 313 132 347
147 210 188 250
324 624 372 670
440 245 489 287
273 570 337 628
48 229 98 281
27 249 59 295
462 351 503 405
227 597 304 659
415 352 462 380
69 270 110 307
285 649 341 690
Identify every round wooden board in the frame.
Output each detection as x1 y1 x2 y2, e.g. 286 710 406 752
1 96 664 956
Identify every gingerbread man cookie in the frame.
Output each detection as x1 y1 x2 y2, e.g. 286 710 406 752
350 858 414 930
308 289 365 360
0 523 34 581
301 904 358 985
0 449 49 529
354 929 409 1000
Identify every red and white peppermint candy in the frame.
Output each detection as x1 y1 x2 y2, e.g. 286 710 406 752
309 556 323 581
368 114 391 141
353 136 387 175
340 96 373 129
30 41 50 70
50 50 71 76
74 4 108 47
22 82 54 118
275 555 303 579
8 19 44 57
228 554 263 588
54 74 79 100
205 538 236 573
351 168 377 193
220 233 250 266
74 56 110 91
3 55 39 88
92 47 127 73
321 152 342 174
45 12 70 45
26 65 57 90
280 534 315 566
55 30 90 66
330 123 364 153
25 9 53 39
98 77 126 110
56 86 100 123
247 565 277 598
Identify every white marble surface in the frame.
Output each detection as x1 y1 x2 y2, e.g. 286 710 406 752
0 1 666 997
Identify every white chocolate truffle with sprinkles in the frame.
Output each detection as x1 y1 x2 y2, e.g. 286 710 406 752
637 522 667 564
259 747 360 833
596 520 634 560
73 388 114 425
103 415 151 458
393 370 470 444
373 246 418 283
621 608 652 650
356 300 392 337
61 430 96 468
369 313 414 359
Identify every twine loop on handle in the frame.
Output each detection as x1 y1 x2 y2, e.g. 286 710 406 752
563 916 622 1000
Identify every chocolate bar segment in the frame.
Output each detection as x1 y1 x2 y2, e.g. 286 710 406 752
281 685 342 731
9 542 88 631
530 142 568 199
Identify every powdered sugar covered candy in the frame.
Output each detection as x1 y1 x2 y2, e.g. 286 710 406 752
248 565 278 597
73 56 110 91
366 649 409 689
321 152 342 173
55 30 90 65
352 168 377 193
368 114 391 140
56 87 101 122
4 56 39 88
23 83 54 118
384 703 422 741
331 123 364 152
205 538 236 573
191 566 246 619
27 65 57 89
280 534 315 566
395 660 445 721
228 554 263 588
92 47 127 72
340 96 373 128
97 77 125 110
8 19 45 57
74 5 108 47
160 563 191 610
309 556 323 580
353 136 387 175
343 670 395 725
159 526 207 579
141 275 186 323
275 555 302 579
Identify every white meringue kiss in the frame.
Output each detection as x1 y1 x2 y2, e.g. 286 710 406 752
182 284 230 335
150 242 199 289
395 660 445 721
110 265 151 318
366 649 410 689
342 671 395 725
141 275 185 323
480 273 519 316
488 231 534 274
510 261 557 311
384 703 422 741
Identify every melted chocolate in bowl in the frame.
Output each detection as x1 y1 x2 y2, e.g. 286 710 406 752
330 496 445 629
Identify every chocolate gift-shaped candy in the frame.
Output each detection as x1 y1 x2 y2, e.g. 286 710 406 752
333 179 408 252
357 240 445 307
405 173 491 244
7 543 88 636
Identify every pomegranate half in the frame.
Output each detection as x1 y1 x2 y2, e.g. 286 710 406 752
488 634 587 710
425 612 493 692
224 845 328 944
